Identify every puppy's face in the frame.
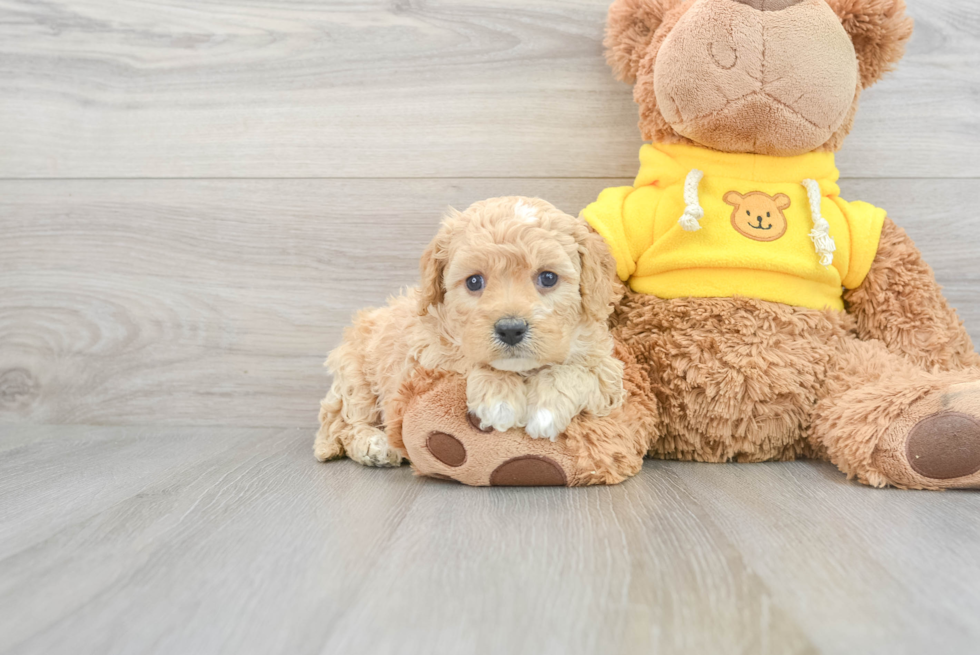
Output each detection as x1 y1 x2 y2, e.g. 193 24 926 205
418 197 616 372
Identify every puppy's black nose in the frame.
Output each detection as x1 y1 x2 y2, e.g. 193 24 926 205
494 318 528 346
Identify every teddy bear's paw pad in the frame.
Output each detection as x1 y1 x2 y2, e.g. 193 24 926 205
426 432 467 468
907 411 980 480
467 412 494 433
489 455 567 487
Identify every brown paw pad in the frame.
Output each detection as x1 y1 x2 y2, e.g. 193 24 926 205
907 411 980 480
490 455 567 487
426 432 467 468
467 412 494 433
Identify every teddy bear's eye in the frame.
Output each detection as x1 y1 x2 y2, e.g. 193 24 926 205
767 212 771 218
746 210 751 216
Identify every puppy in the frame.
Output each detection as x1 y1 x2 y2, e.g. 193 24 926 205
314 196 625 467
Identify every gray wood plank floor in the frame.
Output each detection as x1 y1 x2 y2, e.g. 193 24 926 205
3 425 980 655
2 0 980 653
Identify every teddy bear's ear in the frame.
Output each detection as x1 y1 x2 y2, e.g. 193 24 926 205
723 191 744 207
825 0 914 89
605 0 682 83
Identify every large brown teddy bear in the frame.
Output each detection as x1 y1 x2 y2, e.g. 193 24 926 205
381 0 980 489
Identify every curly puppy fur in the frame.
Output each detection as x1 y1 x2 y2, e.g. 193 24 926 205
315 197 625 466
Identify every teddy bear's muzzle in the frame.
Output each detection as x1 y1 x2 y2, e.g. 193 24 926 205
732 0 803 11
653 0 858 156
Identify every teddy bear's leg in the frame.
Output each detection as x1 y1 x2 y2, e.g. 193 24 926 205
389 347 652 486
395 371 576 486
811 337 980 489
844 217 980 371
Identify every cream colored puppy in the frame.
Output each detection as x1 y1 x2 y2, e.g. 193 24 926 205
314 196 625 467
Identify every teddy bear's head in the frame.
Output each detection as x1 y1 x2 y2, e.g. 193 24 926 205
606 0 913 156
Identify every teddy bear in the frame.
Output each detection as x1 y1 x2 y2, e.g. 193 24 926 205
364 0 980 489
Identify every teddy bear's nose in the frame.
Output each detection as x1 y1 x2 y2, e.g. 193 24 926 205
732 0 803 10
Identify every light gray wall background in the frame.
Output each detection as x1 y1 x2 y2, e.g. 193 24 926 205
2 0 978 429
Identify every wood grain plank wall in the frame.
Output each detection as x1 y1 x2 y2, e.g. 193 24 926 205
0 0 978 178
1 178 977 427
1 0 978 428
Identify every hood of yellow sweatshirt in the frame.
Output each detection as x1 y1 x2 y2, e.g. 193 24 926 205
634 143 841 192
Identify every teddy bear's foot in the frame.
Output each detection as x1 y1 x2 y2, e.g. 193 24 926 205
408 413 571 487
398 375 575 486
872 380 980 489
391 341 653 487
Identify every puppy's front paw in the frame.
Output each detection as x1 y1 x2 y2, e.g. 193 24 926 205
466 368 526 432
525 407 565 441
472 401 519 432
347 427 403 468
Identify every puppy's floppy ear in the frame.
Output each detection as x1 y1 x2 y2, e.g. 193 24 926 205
826 0 913 89
577 224 619 324
417 210 458 316
605 0 681 83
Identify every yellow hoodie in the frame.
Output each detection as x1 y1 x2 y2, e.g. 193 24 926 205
581 143 886 311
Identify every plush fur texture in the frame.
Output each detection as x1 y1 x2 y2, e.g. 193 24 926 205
315 197 625 466
844 219 980 372
606 0 913 155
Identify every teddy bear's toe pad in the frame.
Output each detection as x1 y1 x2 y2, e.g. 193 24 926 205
426 432 467 467
467 412 494 433
907 411 980 480
489 456 567 487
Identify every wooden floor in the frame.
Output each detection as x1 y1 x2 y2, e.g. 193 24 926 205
3 0 980 653
4 427 980 655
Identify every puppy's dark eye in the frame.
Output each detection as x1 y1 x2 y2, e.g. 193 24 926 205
537 271 559 288
465 275 484 292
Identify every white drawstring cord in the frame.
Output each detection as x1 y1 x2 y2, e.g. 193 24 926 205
802 178 836 267
678 169 705 232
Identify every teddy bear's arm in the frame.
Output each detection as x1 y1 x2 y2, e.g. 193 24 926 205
844 217 980 371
